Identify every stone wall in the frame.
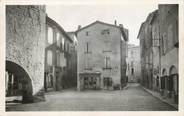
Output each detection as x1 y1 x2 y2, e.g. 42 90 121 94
6 5 46 101
159 4 179 75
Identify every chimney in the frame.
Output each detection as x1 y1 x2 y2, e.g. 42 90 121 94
78 25 81 30
119 24 123 28
114 20 117 26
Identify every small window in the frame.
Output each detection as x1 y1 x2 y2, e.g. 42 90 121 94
131 68 134 75
61 37 65 51
101 29 110 35
86 31 89 36
104 57 111 69
162 33 167 55
56 51 60 66
85 42 92 54
67 43 70 52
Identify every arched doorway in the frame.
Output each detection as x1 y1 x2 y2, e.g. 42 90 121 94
160 69 167 95
169 65 178 103
6 60 33 103
155 75 159 91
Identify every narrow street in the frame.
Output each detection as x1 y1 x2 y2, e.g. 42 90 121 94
6 83 176 111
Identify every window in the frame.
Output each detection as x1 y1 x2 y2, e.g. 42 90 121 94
47 50 52 66
61 37 65 51
67 43 70 52
162 33 167 55
167 24 174 49
64 42 67 52
104 57 111 69
56 32 60 47
48 27 53 44
174 20 179 47
86 31 89 36
131 68 134 75
85 42 92 53
101 29 110 35
56 51 60 66
84 54 92 70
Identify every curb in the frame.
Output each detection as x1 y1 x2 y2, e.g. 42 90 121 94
142 86 178 110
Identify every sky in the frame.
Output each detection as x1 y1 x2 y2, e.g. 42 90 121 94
46 4 158 45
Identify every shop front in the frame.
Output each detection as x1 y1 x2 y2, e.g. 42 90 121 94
79 72 101 90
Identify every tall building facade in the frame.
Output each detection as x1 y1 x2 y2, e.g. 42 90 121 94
138 4 178 104
159 5 178 103
126 44 141 83
45 16 75 91
76 21 128 91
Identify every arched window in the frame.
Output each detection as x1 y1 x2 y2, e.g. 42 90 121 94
47 50 53 66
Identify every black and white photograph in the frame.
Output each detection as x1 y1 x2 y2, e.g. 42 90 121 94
1 0 183 114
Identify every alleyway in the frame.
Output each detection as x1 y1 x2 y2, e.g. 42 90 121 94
6 83 176 111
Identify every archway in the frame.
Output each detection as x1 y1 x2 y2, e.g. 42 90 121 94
160 69 167 90
169 65 178 103
169 65 177 75
6 60 33 103
162 68 167 76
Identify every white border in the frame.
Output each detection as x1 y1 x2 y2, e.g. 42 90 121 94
0 0 184 116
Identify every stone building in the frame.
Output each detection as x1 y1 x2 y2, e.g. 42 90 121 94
138 11 156 89
76 21 128 91
45 16 74 91
138 4 178 104
126 44 141 83
159 4 178 104
6 5 46 103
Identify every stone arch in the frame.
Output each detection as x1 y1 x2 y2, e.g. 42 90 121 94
162 68 167 76
160 68 167 90
169 65 178 96
169 65 177 75
6 60 33 103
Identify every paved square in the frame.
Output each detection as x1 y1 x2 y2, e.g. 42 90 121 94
6 83 176 111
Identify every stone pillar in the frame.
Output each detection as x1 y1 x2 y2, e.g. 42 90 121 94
6 5 46 102
77 74 81 91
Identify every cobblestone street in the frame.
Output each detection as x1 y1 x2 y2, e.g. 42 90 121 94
6 83 176 111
